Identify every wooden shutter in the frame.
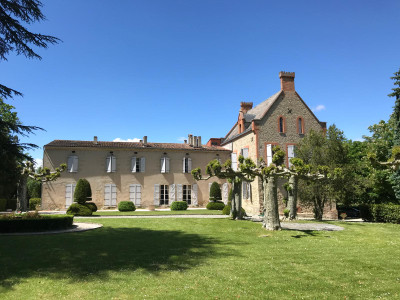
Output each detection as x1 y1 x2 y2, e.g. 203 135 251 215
73 156 78 172
222 183 229 204
67 156 73 172
188 158 192 172
182 157 186 173
154 184 160 205
65 184 73 207
166 157 170 173
141 157 145 173
231 153 237 171
208 182 212 199
247 182 252 200
135 185 141 206
266 144 272 166
288 145 295 168
161 157 165 173
131 157 137 173
111 184 117 206
129 184 135 202
106 156 112 172
104 184 111 206
170 184 176 204
177 184 183 201
242 182 248 199
111 156 116 172
192 184 198 206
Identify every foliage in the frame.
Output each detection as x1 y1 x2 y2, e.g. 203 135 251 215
0 214 73 233
66 203 92 216
209 182 221 201
94 210 223 216
118 201 136 212
28 197 41 210
84 202 98 212
359 203 400 224
228 188 233 201
27 177 41 198
222 202 231 215
73 179 92 204
0 198 6 211
283 209 290 218
170 201 188 211
206 201 225 210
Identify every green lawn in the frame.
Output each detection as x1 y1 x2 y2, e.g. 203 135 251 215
93 209 223 216
1 219 399 299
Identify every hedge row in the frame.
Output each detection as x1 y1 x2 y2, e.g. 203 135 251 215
118 201 136 212
0 215 74 233
360 204 400 224
171 201 188 211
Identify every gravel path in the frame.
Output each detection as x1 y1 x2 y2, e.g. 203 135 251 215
76 215 229 219
281 222 344 231
0 222 103 236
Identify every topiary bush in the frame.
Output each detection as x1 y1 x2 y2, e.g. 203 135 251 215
118 201 136 212
206 201 225 210
0 198 7 211
0 214 74 233
29 198 41 210
84 202 98 212
170 201 188 211
67 203 93 216
74 178 92 204
209 182 222 201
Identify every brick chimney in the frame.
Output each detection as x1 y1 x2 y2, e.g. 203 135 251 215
279 71 295 91
240 102 253 114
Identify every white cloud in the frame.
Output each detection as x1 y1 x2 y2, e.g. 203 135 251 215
313 105 326 112
113 138 141 142
177 137 186 142
34 158 43 168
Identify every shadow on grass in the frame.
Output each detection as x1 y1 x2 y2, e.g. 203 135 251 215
0 226 235 291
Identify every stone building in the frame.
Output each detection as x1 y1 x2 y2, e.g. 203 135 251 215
221 72 337 218
41 136 230 210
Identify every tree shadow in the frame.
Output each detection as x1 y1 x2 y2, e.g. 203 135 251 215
0 226 236 291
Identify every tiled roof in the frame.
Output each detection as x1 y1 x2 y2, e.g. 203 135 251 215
45 140 230 152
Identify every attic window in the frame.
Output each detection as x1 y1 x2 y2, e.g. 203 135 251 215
298 117 304 134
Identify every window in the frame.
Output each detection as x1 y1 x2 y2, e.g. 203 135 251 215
278 116 285 133
129 184 141 206
161 157 170 173
242 182 251 200
287 145 296 168
160 185 169 205
231 153 238 171
65 184 76 208
183 185 192 204
183 157 192 173
241 148 249 159
266 144 278 166
106 155 116 173
132 157 145 173
298 117 304 134
67 155 78 172
104 184 117 206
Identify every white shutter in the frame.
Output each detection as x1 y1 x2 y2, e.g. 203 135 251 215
104 184 111 206
136 185 141 206
183 157 186 173
170 184 176 204
267 144 273 166
166 157 170 173
65 184 73 207
231 153 237 171
222 183 229 204
73 156 78 172
241 148 249 159
141 157 145 173
208 182 212 199
111 156 116 172
177 184 183 201
131 157 137 173
188 158 192 172
67 156 73 172
161 157 166 173
192 184 198 206
111 184 117 206
154 184 160 205
242 182 248 199
288 145 295 168
106 156 112 172
129 184 135 202
247 182 252 200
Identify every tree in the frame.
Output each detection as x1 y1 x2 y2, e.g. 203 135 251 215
209 182 221 202
74 179 92 204
0 0 60 99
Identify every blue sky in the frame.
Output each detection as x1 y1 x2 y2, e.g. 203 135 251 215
1 0 400 165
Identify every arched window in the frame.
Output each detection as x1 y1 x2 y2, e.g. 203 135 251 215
279 116 284 133
298 117 304 134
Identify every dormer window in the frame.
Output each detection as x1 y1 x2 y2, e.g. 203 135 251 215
278 116 285 133
67 155 78 172
298 117 304 134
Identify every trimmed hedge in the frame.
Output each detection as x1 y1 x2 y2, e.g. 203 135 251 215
118 201 136 212
209 182 222 201
170 201 188 211
0 198 7 211
360 204 400 224
0 214 74 233
74 179 92 204
206 201 225 210
67 203 93 216
84 202 98 212
29 198 41 210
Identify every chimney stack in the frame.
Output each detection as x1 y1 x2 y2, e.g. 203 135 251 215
188 134 193 146
193 136 197 147
143 136 148 145
184 139 187 144
279 71 295 91
239 102 253 114
93 136 98 144
197 136 202 147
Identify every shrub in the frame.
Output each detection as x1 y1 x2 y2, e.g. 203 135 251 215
67 203 92 216
209 182 222 201
118 201 136 212
0 198 7 211
27 178 42 198
84 202 98 212
74 179 92 204
222 201 246 216
0 214 74 233
206 201 225 210
171 201 188 211
360 204 400 224
6 199 17 210
283 208 290 218
29 198 41 210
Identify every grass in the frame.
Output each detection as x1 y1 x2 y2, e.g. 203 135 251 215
93 209 223 216
1 219 400 299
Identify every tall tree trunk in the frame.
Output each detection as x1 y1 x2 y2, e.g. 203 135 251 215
17 174 28 212
263 175 281 230
287 175 298 220
231 180 242 220
313 195 324 221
